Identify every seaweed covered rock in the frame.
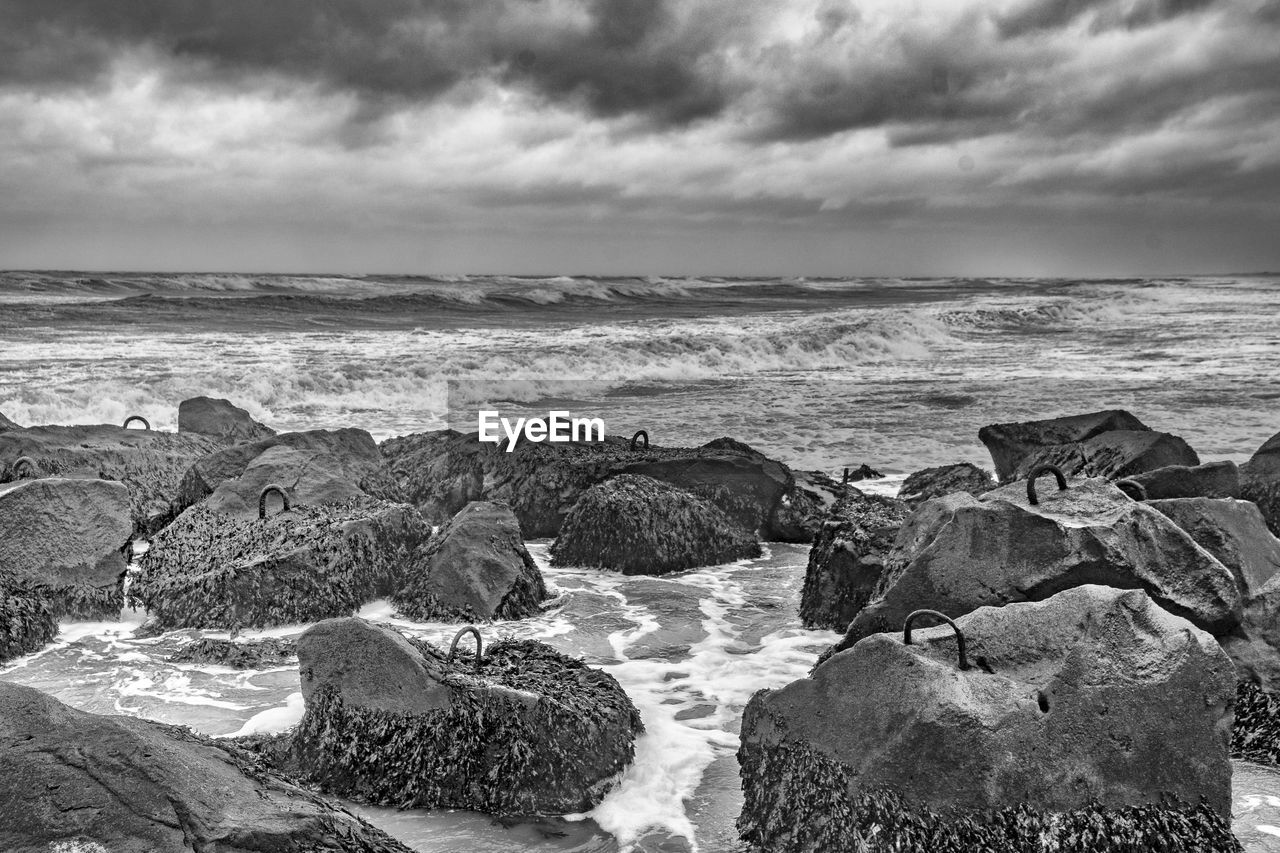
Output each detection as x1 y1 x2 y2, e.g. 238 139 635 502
798 491 909 631
897 462 994 507
178 395 275 442
1243 430 1280 536
0 682 413 853
290 618 643 816
979 409 1198 483
393 500 547 622
0 477 131 618
768 469 849 542
550 474 761 575
132 495 430 630
0 588 57 663
1234 680 1280 766
381 429 817 541
169 637 297 669
1127 460 1242 500
828 477 1241 658
0 424 223 536
177 427 402 514
739 586 1239 853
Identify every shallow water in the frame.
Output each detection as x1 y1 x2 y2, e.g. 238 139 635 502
4 540 1279 852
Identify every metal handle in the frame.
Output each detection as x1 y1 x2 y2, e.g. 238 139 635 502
630 430 649 451
903 609 969 670
258 483 291 519
122 415 151 431
447 625 483 672
1114 478 1147 501
1026 464 1067 506
12 456 38 479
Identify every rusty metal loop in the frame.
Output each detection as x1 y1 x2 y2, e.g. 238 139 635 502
122 415 151 431
1026 464 1068 506
12 456 38 479
630 430 649 451
903 609 970 671
447 625 483 672
1114 478 1147 502
258 483 291 519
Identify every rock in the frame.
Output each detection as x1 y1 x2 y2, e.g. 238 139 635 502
897 462 994 507
842 463 883 481
0 681 413 853
1222 575 1280 691
0 477 132 618
1243 431 1280 536
203 445 368 521
827 478 1241 659
550 474 761 575
0 588 56 664
393 501 548 621
979 410 1199 483
289 617 643 816
0 410 17 430
131 495 430 630
1126 461 1242 500
178 395 275 442
176 427 402 514
798 491 909 631
768 469 847 543
1148 498 1280 596
381 429 817 541
169 637 297 670
738 586 1239 853
1234 680 1280 766
0 424 223 537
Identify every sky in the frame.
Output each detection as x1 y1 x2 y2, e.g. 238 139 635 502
0 0 1277 277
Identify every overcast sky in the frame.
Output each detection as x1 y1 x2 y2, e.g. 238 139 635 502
1 0 1277 276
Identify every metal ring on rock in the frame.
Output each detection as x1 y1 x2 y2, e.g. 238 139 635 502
12 456 38 479
903 609 970 671
258 484 291 519
1114 478 1147 502
630 430 649 451
1026 464 1068 506
122 415 151 431
447 625 483 672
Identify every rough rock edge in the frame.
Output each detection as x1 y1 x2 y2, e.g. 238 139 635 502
738 701 1241 853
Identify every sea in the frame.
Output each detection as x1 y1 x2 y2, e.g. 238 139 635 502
2 272 1279 852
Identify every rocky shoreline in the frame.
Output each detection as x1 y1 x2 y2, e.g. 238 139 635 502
3 398 1280 851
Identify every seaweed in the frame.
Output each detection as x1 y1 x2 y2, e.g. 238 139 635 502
290 638 643 816
738 703 1242 853
169 637 297 669
0 587 57 663
1232 679 1280 765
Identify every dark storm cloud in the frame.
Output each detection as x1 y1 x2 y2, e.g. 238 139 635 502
995 0 1215 38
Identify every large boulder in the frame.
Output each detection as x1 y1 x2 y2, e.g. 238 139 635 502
897 462 994 507
0 682 413 853
1223 575 1280 692
550 474 761 575
1148 498 1280 596
798 491 909 631
979 410 1198 483
0 477 132 618
1243 430 1280 536
176 428 402 514
393 501 547 622
288 617 643 816
1127 461 1242 500
0 589 56 664
178 395 275 442
827 477 1241 660
0 424 223 536
767 469 847 542
203 445 368 520
0 410 17 430
738 586 1239 853
131 496 430 630
380 429 818 541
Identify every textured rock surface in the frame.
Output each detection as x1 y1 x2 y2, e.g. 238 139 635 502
798 491 909 631
0 410 17 430
550 474 761 574
132 496 429 630
289 617 643 816
393 500 547 621
828 477 1241 658
739 586 1239 853
0 477 131 618
1243 430 1280 536
169 637 298 670
0 588 56 664
381 429 817 541
979 410 1198 483
0 424 223 536
178 395 275 442
898 462 994 507
1149 498 1280 596
203 445 368 520
0 681 413 853
1127 461 1242 500
176 427 402 514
